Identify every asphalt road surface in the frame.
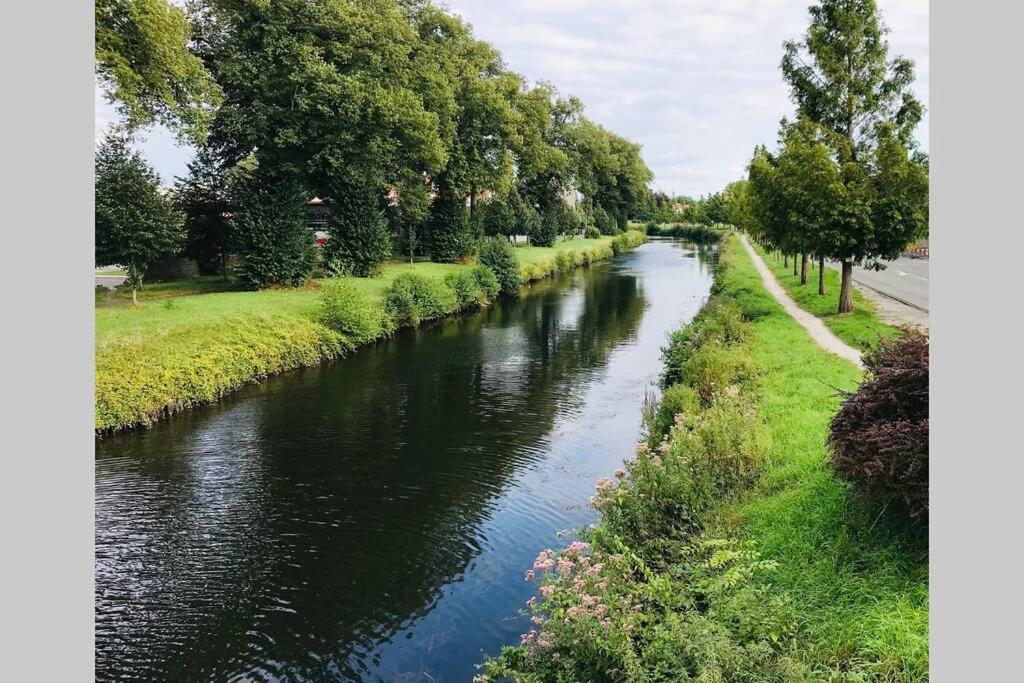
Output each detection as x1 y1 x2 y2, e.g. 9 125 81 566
95 275 126 290
827 256 929 312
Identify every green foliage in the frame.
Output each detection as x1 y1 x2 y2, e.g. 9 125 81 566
478 237 522 295
384 271 458 327
318 278 388 344
95 133 185 295
661 298 748 389
593 205 619 235
444 270 488 309
642 383 699 446
470 265 501 302
324 179 393 277
531 204 562 247
647 222 728 241
427 191 475 262
174 150 235 277
231 175 316 290
95 0 221 142
584 224 601 239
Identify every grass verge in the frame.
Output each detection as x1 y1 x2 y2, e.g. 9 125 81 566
480 232 927 681
749 242 896 351
96 232 643 434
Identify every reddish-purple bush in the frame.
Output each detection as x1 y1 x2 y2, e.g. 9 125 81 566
828 329 929 522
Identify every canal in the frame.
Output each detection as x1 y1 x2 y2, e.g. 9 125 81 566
95 238 715 681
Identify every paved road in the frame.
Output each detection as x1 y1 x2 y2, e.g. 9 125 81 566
96 275 126 290
826 256 929 312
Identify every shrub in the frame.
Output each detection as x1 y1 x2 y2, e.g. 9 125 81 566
661 298 748 389
444 270 486 309
471 265 500 302
384 272 457 327
555 249 574 272
585 224 601 239
531 205 561 247
643 383 700 446
323 180 392 277
829 329 930 522
593 205 618 235
478 237 522 295
680 344 753 405
232 178 316 290
482 531 792 683
427 193 474 262
318 278 385 344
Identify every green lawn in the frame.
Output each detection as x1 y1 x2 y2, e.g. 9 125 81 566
750 241 896 351
715 234 927 679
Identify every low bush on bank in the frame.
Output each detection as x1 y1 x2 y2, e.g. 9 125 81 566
829 329 930 523
471 265 501 302
384 271 458 327
318 278 390 343
479 237 522 295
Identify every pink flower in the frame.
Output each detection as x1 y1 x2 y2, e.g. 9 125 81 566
614 468 626 479
531 615 546 625
586 563 604 575
537 632 555 648
557 558 574 574
635 442 650 455
526 597 536 607
540 585 556 597
524 570 535 581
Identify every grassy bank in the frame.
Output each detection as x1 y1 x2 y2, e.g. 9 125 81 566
749 241 895 351
481 232 927 681
96 231 645 434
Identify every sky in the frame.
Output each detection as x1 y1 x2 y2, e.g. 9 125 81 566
96 0 928 198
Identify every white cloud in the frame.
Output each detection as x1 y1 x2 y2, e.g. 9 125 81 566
98 0 929 196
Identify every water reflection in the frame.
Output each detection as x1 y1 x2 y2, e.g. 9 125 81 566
95 239 714 681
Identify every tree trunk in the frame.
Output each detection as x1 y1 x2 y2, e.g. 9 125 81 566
793 254 798 276
800 253 808 285
784 253 788 268
818 257 825 295
838 261 854 313
131 287 138 306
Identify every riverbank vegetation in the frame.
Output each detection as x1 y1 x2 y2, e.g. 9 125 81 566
95 230 644 433
480 233 927 681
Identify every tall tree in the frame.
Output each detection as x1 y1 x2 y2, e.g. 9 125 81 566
193 0 446 267
95 0 221 142
174 149 236 278
95 134 185 305
230 170 316 290
781 0 926 312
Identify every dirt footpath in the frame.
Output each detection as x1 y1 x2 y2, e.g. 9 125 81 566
739 235 863 368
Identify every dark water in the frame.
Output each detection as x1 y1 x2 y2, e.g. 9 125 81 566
95 239 715 681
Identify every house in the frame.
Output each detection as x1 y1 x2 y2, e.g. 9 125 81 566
307 197 331 245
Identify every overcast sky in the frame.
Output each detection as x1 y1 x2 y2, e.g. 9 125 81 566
96 0 928 198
